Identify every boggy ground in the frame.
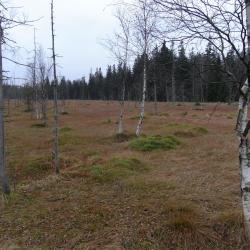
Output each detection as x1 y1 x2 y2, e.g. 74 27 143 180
0 100 248 249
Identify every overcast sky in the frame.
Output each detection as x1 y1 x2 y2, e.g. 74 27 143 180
4 0 118 84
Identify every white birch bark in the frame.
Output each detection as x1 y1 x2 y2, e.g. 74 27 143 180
238 0 250 235
136 53 147 136
0 19 10 195
118 43 128 135
118 83 125 134
237 80 250 233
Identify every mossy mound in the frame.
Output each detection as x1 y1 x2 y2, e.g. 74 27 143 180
129 135 180 152
90 157 148 183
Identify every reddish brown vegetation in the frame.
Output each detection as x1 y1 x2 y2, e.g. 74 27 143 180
0 101 248 249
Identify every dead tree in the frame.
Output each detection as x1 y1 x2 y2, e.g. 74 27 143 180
37 46 49 127
153 0 250 235
32 28 39 120
51 0 60 174
0 17 10 195
0 3 36 195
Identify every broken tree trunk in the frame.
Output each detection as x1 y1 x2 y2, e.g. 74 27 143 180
51 0 60 174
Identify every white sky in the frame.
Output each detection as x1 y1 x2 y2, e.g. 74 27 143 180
4 0 118 84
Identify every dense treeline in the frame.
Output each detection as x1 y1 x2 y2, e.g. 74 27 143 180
4 41 244 103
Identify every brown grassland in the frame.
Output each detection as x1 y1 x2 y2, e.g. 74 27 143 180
0 100 248 249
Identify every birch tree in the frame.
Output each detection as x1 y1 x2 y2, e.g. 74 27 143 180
131 0 158 136
153 0 250 235
240 0 250 235
103 6 132 135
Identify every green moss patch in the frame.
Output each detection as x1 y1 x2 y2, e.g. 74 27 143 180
130 135 180 152
90 157 148 183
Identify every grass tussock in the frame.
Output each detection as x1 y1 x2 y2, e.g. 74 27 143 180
166 122 208 138
102 118 112 124
174 127 208 138
194 102 202 106
181 111 188 116
90 157 148 183
127 178 176 194
213 211 243 231
24 156 51 176
59 133 84 146
130 135 180 151
60 126 72 133
162 203 198 230
31 123 47 128
166 123 193 129
113 133 136 143
159 112 169 117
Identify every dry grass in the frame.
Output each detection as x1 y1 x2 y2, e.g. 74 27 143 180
0 100 248 249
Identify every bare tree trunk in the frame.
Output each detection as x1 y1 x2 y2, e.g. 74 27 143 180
238 0 250 235
136 53 147 136
0 19 10 195
192 62 195 102
165 79 169 102
7 95 10 117
154 79 158 115
41 82 47 127
51 0 59 174
33 28 39 120
171 41 176 102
